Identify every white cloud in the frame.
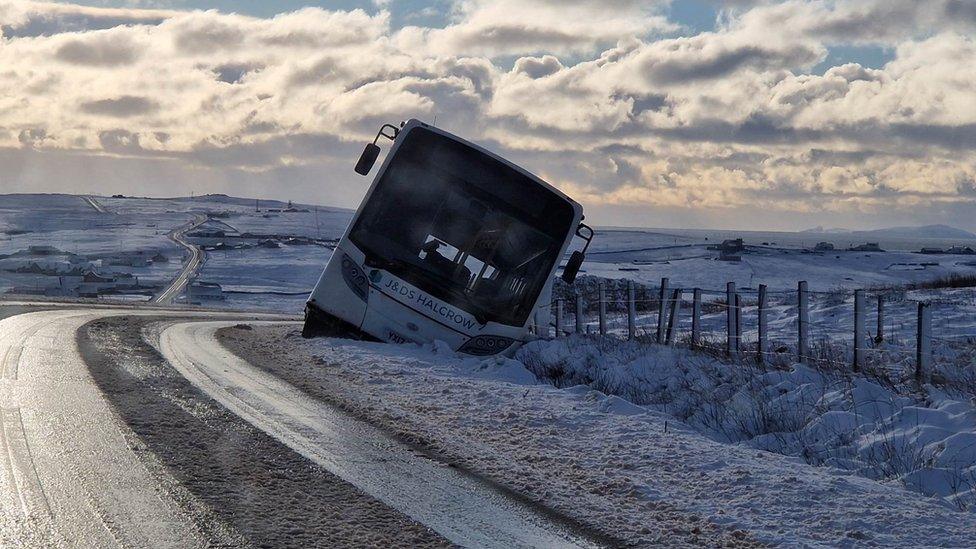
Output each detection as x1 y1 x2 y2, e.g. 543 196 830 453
0 0 975 230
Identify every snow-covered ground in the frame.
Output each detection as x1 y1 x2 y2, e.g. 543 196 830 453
520 336 976 511
220 325 976 547
0 194 351 309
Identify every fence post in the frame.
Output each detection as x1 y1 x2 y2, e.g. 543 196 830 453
598 282 607 336
657 277 670 343
627 281 636 341
575 294 584 334
757 284 768 364
875 295 885 344
797 280 809 363
555 299 563 337
692 288 702 348
726 282 737 357
854 289 865 372
734 293 743 358
916 301 931 384
665 289 682 345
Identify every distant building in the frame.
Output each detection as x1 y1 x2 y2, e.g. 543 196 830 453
920 247 944 254
849 242 884 252
708 238 742 251
947 246 976 255
187 281 224 303
814 242 835 252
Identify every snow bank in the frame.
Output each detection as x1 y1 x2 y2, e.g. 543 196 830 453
518 335 976 510
224 325 976 546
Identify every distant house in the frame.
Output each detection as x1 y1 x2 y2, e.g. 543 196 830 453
814 242 835 252
947 246 976 255
849 242 884 252
107 255 150 268
920 247 944 254
187 281 224 303
187 219 241 245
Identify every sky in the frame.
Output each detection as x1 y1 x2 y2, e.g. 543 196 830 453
0 1 974 231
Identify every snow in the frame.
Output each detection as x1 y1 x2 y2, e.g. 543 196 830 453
519 336 976 512
222 325 976 547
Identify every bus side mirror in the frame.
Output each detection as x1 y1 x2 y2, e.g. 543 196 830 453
561 251 585 284
354 143 381 175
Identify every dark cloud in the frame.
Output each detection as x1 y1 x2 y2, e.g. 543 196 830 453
1 9 167 38
172 20 244 54
18 128 47 148
81 96 159 117
55 36 141 66
98 129 143 152
640 41 823 84
287 56 348 88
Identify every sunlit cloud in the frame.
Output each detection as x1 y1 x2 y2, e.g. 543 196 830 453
0 0 974 230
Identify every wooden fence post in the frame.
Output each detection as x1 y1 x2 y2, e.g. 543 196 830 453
735 293 743 356
627 281 636 341
555 299 563 337
692 288 702 348
854 289 865 372
575 294 584 334
916 301 931 384
665 289 682 345
657 277 670 343
757 284 768 364
797 280 809 363
598 282 607 336
726 282 737 357
875 295 885 344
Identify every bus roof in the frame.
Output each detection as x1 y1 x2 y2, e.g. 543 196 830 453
398 119 583 218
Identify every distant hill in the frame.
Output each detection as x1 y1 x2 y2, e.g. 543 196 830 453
803 224 976 240
801 226 851 234
858 224 976 240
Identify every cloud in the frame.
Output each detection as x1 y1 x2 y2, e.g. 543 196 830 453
0 1 174 38
1 0 975 230
54 32 143 66
81 96 159 117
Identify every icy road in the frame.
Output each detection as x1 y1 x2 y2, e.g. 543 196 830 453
0 304 602 548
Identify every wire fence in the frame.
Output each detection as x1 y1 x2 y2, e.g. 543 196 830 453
533 276 976 389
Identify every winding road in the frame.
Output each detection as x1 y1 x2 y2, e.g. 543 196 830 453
0 303 603 547
153 215 207 305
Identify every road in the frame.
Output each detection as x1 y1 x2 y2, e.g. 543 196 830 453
153 215 207 305
0 303 603 547
82 196 108 214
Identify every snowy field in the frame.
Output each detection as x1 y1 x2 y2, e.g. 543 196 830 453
0 193 351 308
6 193 976 315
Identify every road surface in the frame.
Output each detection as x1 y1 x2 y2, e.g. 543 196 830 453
153 215 207 305
0 303 604 547
82 196 108 214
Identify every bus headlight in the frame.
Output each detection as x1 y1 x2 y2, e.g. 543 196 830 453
458 335 514 356
340 253 369 302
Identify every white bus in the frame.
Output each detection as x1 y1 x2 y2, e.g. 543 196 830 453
304 119 593 356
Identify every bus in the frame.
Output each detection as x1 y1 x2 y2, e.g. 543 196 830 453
303 119 593 356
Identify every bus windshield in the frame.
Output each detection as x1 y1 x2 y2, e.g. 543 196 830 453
349 127 575 326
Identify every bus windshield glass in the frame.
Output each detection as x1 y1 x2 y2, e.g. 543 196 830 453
349 127 575 326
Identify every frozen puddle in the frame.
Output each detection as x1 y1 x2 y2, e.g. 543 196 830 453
155 321 601 549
